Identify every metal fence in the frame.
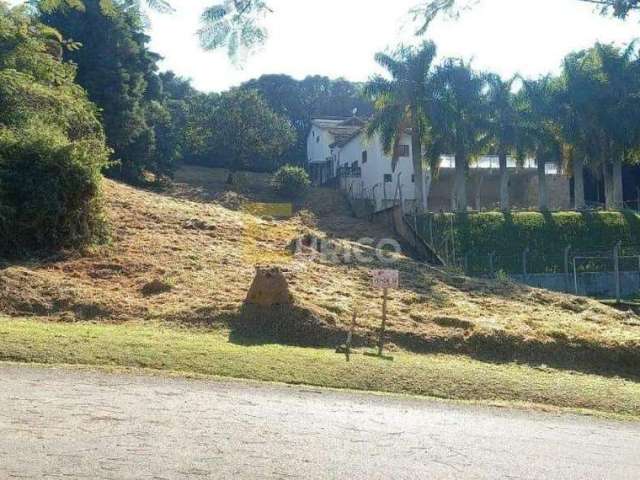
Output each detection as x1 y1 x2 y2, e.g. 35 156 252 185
411 212 640 299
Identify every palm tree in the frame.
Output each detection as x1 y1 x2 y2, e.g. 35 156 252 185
592 42 640 209
486 74 519 211
557 43 640 210
429 59 487 213
517 77 563 211
556 51 606 209
365 41 437 213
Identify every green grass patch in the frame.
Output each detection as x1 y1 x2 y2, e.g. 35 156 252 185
1 318 639 419
417 210 640 274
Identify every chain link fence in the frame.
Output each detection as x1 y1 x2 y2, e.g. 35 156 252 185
412 212 640 299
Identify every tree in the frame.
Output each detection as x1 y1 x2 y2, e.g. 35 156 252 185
364 42 438 213
186 89 295 173
429 59 488 213
590 43 640 209
415 0 640 33
485 74 520 211
555 43 640 210
40 0 172 182
517 77 563 211
556 51 607 209
0 2 109 255
241 74 373 165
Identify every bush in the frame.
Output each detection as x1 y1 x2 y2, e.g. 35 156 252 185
272 165 311 199
0 125 109 256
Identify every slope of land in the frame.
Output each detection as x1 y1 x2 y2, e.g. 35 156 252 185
0 166 639 376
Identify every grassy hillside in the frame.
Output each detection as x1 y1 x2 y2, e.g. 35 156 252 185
0 166 639 378
417 211 640 274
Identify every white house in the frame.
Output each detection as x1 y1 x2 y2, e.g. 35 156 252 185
307 116 570 212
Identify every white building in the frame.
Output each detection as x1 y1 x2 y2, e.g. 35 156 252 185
307 116 570 212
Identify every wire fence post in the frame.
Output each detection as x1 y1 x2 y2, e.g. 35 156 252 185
522 247 529 282
573 257 579 295
489 252 496 278
450 215 456 266
614 242 621 303
464 253 469 275
564 245 572 293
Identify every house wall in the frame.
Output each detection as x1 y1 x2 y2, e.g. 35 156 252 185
337 132 416 210
307 127 334 164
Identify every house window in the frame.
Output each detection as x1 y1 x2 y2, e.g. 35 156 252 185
351 161 359 169
395 144 410 157
384 174 392 183
362 151 368 164
411 174 415 183
316 136 320 143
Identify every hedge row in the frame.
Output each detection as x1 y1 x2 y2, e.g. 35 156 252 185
416 211 640 274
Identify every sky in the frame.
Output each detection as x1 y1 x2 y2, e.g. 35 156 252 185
10 0 639 91
144 0 640 92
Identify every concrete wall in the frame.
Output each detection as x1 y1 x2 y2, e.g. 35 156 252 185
510 271 640 297
526 175 572 211
427 169 570 212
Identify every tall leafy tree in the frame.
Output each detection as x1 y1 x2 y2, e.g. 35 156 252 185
364 42 437 213
556 51 607 209
185 89 295 173
429 59 488 212
517 77 564 211
485 74 520 211
591 42 640 209
242 74 372 165
0 2 109 255
40 0 171 182
556 43 640 209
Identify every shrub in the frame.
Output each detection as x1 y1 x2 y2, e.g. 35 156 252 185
0 124 109 256
272 165 311 199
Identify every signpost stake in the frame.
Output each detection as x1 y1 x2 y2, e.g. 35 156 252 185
378 288 388 357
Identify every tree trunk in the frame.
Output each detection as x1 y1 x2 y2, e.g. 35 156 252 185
613 154 624 209
498 151 509 211
537 156 548 211
603 161 614 210
573 156 585 210
411 133 426 213
454 151 467 213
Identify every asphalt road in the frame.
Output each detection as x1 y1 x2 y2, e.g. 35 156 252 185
0 364 639 479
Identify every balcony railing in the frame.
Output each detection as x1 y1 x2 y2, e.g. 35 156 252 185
337 166 362 178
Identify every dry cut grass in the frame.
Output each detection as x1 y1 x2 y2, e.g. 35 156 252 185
0 166 639 376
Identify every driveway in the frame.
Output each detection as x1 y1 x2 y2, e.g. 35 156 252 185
0 363 638 479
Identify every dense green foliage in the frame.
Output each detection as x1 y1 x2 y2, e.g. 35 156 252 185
183 89 295 172
271 165 311 199
0 3 109 255
241 74 373 166
417 211 640 273
40 0 187 182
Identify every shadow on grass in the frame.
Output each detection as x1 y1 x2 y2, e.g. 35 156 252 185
175 302 640 382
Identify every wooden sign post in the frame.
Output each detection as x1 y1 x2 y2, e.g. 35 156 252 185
370 270 399 358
